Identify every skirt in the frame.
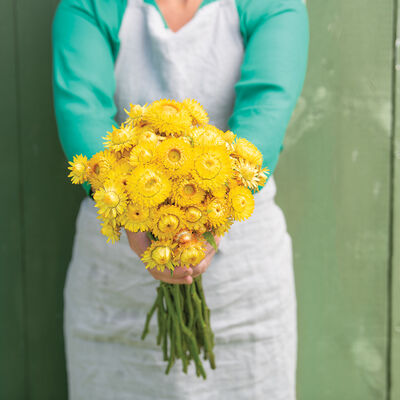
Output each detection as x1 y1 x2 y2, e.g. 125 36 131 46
64 175 297 399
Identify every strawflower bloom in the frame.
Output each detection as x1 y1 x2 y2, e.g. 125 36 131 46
141 241 177 272
68 154 88 184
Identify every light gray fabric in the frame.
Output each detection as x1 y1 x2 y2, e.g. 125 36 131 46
64 0 297 398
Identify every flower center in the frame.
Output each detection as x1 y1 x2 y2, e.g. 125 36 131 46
186 207 202 223
93 163 100 175
147 178 157 189
195 154 221 179
241 166 256 180
128 206 148 221
139 131 158 144
181 247 201 265
113 128 131 144
158 215 180 233
168 149 181 163
75 163 85 174
209 200 225 218
103 191 119 207
151 246 172 265
206 159 215 168
183 183 196 196
232 195 246 211
162 105 179 114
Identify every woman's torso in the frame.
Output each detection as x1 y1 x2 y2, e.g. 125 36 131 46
114 0 244 130
66 0 291 339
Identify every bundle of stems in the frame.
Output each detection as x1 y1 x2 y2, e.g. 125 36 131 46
141 275 215 379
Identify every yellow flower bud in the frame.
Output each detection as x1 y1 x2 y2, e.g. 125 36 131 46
151 245 172 265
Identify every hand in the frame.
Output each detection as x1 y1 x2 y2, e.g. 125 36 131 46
125 230 221 285
125 230 193 284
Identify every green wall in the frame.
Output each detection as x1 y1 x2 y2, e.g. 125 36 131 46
1 0 399 399
275 1 400 399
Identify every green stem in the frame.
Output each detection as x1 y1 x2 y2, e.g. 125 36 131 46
165 312 175 375
141 279 215 378
156 287 163 346
195 276 215 353
172 284 206 379
195 276 211 327
162 285 184 365
191 282 216 369
185 284 194 331
161 298 168 362
141 288 159 340
171 285 189 373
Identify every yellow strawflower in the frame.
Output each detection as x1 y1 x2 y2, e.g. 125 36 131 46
134 125 160 145
103 123 135 152
176 240 206 268
106 159 132 186
258 167 270 187
100 220 121 243
68 154 88 184
141 241 177 272
233 158 269 191
126 164 171 207
223 130 236 144
121 204 153 232
213 218 233 237
186 126 203 142
129 142 157 168
143 99 192 136
86 151 117 190
156 137 193 176
205 198 229 228
172 177 206 206
183 206 207 232
94 181 128 219
189 126 226 147
192 145 232 191
101 149 119 168
182 99 209 125
124 103 146 126
151 205 185 240
234 138 263 166
228 186 255 221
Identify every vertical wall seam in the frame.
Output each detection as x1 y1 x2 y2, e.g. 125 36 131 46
387 0 398 399
12 0 29 399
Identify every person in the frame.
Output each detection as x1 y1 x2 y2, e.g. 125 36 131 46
52 0 309 398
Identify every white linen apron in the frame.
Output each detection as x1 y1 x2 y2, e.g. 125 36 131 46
64 0 297 398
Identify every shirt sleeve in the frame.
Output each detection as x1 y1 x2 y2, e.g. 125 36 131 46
229 0 309 176
51 0 124 194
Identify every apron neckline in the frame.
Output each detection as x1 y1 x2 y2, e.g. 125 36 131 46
142 0 218 32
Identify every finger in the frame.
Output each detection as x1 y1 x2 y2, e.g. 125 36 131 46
149 266 193 280
150 270 193 285
167 266 193 278
204 243 215 256
204 237 220 256
192 251 214 277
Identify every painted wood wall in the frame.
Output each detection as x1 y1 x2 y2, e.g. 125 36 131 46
1 0 398 399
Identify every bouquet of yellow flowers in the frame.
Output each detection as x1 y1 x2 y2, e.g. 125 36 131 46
68 99 269 379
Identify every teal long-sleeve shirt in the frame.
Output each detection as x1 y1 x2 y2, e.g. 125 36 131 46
52 0 309 194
